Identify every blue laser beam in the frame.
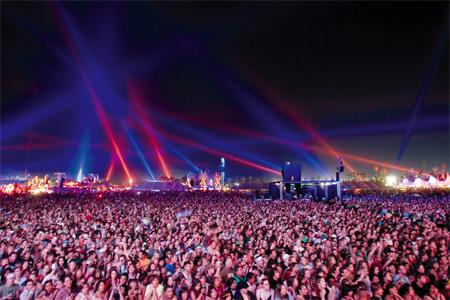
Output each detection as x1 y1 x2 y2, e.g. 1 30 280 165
396 25 448 162
123 123 156 181
165 144 201 173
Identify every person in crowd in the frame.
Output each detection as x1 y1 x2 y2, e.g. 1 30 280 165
144 275 164 300
55 276 74 300
75 283 92 300
36 280 57 300
256 279 275 300
0 273 19 299
19 279 38 300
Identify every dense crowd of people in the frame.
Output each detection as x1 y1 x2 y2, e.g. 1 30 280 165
0 190 448 300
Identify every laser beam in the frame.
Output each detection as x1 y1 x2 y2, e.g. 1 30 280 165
52 3 133 184
126 81 172 179
230 59 355 172
140 123 281 176
123 123 156 181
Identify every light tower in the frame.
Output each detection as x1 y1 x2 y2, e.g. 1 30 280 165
220 158 226 189
336 158 344 199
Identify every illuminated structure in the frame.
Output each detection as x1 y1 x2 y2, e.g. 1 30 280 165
214 172 222 190
219 157 226 189
27 175 52 194
0 183 25 195
199 171 208 191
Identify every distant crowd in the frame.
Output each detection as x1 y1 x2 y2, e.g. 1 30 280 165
0 191 448 300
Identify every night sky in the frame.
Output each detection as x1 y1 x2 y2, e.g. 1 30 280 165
1 2 449 181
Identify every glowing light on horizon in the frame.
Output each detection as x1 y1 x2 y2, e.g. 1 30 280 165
74 130 89 182
385 175 397 186
76 167 83 182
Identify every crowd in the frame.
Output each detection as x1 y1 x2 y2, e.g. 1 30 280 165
0 190 448 300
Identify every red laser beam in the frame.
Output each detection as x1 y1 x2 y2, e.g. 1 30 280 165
52 5 133 184
153 128 281 176
132 101 419 177
105 160 115 181
231 59 355 172
191 123 422 175
126 81 172 179
304 143 427 175
250 133 423 175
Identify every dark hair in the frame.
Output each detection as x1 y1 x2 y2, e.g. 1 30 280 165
24 279 35 285
398 284 411 297
183 261 192 267
95 280 106 292
371 283 382 292
149 275 160 284
179 288 188 295
384 283 396 298
192 278 201 288
226 278 236 288
43 280 53 287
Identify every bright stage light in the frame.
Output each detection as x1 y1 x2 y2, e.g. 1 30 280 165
76 167 83 182
385 175 397 187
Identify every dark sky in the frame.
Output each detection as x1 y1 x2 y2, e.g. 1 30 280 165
1 2 449 180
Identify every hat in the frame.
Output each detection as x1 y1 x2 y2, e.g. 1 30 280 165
236 281 249 290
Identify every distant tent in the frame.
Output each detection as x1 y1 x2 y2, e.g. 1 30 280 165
428 176 437 186
413 177 423 188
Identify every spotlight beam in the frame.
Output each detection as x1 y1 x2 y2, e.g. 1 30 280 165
188 45 328 173
148 110 280 170
251 133 425 175
105 160 115 181
221 78 328 174
396 26 448 162
137 121 281 176
307 144 429 175
165 144 201 173
226 57 355 172
51 3 133 183
123 123 156 181
126 81 172 179
194 124 422 175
